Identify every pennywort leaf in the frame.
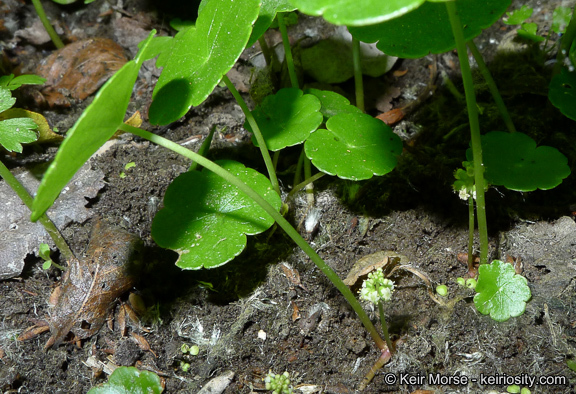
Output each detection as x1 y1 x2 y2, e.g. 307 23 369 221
151 160 281 270
304 113 402 180
245 88 323 151
31 31 157 221
291 0 426 27
348 0 510 58
467 131 570 192
87 366 163 394
549 67 576 121
249 0 296 46
473 260 531 322
149 0 260 125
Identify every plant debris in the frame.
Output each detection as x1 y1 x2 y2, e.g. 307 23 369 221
42 221 143 349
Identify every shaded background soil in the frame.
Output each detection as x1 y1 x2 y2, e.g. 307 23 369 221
1 0 576 393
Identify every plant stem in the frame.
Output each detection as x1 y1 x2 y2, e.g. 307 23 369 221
222 75 280 195
467 40 516 133
378 301 394 355
446 1 489 265
120 123 386 351
553 6 576 77
468 195 475 274
352 38 365 112
0 159 75 262
258 36 273 68
359 347 392 390
286 172 325 203
31 0 64 49
277 13 299 89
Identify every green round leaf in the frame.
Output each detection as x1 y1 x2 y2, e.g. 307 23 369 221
87 366 163 394
466 131 570 191
246 88 323 151
549 67 576 121
151 160 281 270
304 113 402 180
248 0 296 46
348 0 510 58
291 0 426 26
149 0 260 125
473 260 531 322
303 88 362 120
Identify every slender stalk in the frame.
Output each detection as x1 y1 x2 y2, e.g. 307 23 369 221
303 157 314 205
31 0 64 49
0 159 75 262
258 36 273 68
446 1 489 265
553 6 576 77
120 123 386 350
378 301 394 355
286 172 325 203
468 195 475 274
222 75 280 195
277 13 299 89
352 38 365 112
467 40 516 133
294 149 305 187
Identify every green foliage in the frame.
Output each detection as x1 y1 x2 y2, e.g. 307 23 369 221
466 131 570 192
552 6 571 34
0 74 46 90
549 68 576 121
249 0 295 46
151 160 281 270
503 5 532 25
435 284 448 297
30 31 156 221
348 0 510 58
291 0 425 26
304 113 402 180
148 0 260 125
87 366 163 394
245 88 323 151
0 87 38 153
473 260 531 322
304 88 363 120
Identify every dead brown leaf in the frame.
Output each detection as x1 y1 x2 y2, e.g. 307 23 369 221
343 251 407 287
376 108 405 126
37 38 128 107
44 221 143 349
131 332 157 358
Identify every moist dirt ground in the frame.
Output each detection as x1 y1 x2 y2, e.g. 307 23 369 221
2 0 576 393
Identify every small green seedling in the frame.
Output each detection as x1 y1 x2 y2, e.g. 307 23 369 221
39 243 65 271
456 277 466 287
119 162 136 179
0 86 39 153
87 366 163 394
435 284 448 297
264 371 293 394
181 343 199 356
466 278 477 290
180 361 191 372
473 260 531 322
503 5 571 42
507 385 531 394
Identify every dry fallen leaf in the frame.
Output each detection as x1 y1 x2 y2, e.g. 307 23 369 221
280 262 308 291
130 332 157 358
37 38 128 107
376 108 405 126
44 221 143 349
343 251 407 287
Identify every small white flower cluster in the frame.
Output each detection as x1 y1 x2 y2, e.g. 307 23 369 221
458 184 476 201
358 268 395 304
264 371 293 394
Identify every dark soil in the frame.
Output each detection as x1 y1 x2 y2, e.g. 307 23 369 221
2 1 576 393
